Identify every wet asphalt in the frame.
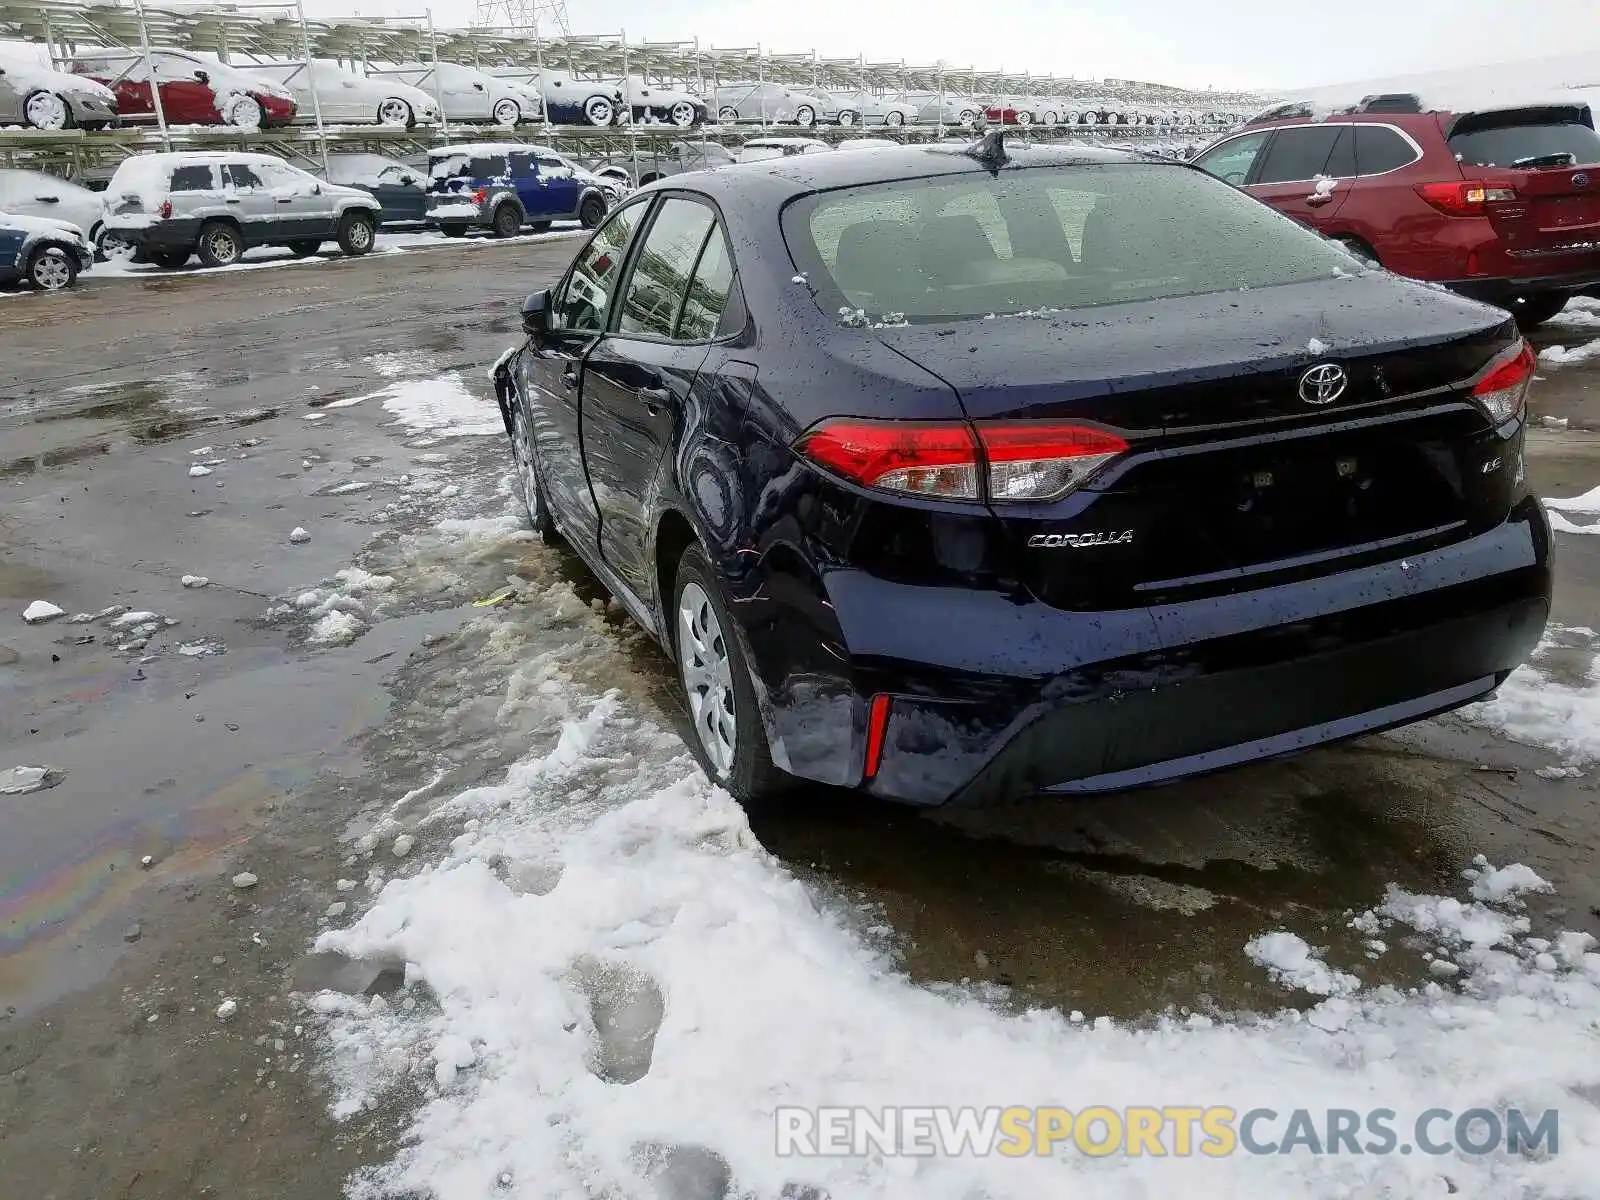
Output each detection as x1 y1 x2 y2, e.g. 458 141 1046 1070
1 240 1598 1049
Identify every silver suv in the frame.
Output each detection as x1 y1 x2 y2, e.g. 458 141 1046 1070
101 151 381 269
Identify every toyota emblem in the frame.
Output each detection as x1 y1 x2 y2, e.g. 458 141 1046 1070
1298 363 1348 406
1574 172 1590 188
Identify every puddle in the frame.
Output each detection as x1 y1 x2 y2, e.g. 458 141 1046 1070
1 374 218 475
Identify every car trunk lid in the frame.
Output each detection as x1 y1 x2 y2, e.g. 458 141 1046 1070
871 276 1521 611
1446 104 1600 258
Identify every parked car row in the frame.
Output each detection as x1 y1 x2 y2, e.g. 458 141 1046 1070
0 141 620 289
3 47 1248 134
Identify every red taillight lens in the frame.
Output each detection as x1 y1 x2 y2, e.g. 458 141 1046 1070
472 187 489 205
863 693 891 781
794 419 1128 502
1472 340 1535 425
979 423 1129 501
1415 181 1518 216
795 419 980 499
159 200 172 219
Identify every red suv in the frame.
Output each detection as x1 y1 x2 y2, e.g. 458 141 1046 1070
1193 94 1600 328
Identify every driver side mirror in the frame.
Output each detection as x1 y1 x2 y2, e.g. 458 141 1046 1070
521 288 551 338
194 70 210 84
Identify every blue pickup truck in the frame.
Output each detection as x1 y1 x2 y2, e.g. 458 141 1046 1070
424 143 620 238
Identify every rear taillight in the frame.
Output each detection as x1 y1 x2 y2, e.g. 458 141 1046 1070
1415 181 1518 216
1472 340 1535 426
471 187 489 205
159 200 172 219
794 418 1128 502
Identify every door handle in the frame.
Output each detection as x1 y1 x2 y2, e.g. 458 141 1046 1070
639 385 670 415
35 196 60 203
1305 193 1333 208
561 369 578 389
224 197 241 204
276 197 294 204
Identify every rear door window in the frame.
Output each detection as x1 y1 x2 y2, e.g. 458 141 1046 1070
616 197 716 338
1252 126 1344 183
676 224 738 340
1353 125 1420 174
170 164 216 191
220 162 264 190
507 151 537 177
1448 110 1600 168
1319 127 1357 177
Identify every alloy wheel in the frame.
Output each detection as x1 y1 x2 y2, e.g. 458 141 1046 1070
669 102 695 127
25 91 69 130
837 110 856 126
585 96 614 126
207 229 240 265
31 249 73 291
794 104 816 126
378 97 412 126
494 98 520 125
677 581 737 776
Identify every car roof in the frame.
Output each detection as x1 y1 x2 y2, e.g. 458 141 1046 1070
677 140 1148 199
1249 89 1595 124
113 151 288 167
430 142 558 157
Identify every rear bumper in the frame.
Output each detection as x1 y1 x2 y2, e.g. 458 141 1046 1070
1444 267 1600 303
106 218 200 252
752 497 1552 805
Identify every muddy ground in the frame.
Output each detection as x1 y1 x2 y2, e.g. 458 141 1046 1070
1 244 1597 1198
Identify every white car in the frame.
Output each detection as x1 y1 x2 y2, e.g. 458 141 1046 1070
835 137 902 151
735 137 831 163
367 63 540 126
904 92 981 128
828 90 919 128
711 82 837 127
250 59 440 128
489 68 623 127
612 76 705 127
0 168 106 247
0 54 117 130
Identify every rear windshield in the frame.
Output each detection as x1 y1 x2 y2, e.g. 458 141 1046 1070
1448 111 1600 168
782 162 1352 323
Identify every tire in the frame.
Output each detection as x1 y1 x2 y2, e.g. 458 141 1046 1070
440 226 467 238
1015 111 1034 127
1044 111 1059 126
24 90 71 130
717 105 738 123
509 398 559 545
584 95 615 126
195 221 243 268
837 109 857 127
98 228 136 263
336 211 377 256
529 219 553 233
289 240 323 257
27 245 77 291
578 193 607 230
1511 293 1570 331
224 95 263 129
670 544 785 804
493 98 521 126
793 104 816 127
377 97 414 127
668 101 696 127
150 247 191 269
885 110 904 127
1335 236 1380 268
490 202 523 238
958 109 977 127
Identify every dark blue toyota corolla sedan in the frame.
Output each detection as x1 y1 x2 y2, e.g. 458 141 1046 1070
492 136 1553 806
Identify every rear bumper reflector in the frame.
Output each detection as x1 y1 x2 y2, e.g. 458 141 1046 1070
864 693 892 781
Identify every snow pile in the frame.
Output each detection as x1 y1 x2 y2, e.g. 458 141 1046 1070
1546 484 1600 536
1461 624 1600 763
306 583 1600 1199
273 566 397 647
1537 337 1600 366
346 373 504 439
1242 931 1358 996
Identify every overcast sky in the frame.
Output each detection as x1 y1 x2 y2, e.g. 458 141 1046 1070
313 0 1600 91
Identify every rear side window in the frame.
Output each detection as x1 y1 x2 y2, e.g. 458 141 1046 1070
785 163 1351 323
676 228 737 340
170 164 215 191
1253 126 1344 183
221 162 264 190
473 155 507 179
1448 111 1600 168
1353 126 1419 174
617 198 716 338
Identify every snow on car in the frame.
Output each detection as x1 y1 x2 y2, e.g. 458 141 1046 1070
0 51 117 130
248 59 441 128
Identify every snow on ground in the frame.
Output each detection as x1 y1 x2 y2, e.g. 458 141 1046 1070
1547 485 1600 536
374 374 504 439
1461 624 1600 764
1538 337 1600 367
301 507 1600 1200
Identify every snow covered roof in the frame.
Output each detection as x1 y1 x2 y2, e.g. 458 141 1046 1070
1264 54 1600 123
429 142 549 157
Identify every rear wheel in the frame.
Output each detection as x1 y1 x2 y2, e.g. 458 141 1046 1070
491 202 523 238
27 245 77 291
1510 293 1570 331
195 221 243 268
150 247 192 269
717 105 738 123
837 109 857 127
529 219 553 233
440 226 468 238
578 193 607 229
793 104 816 127
670 545 785 804
885 110 905 127
336 211 377 256
288 240 323 257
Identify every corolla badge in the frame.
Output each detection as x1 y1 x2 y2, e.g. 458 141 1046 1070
1298 362 1348 406
1027 531 1134 549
